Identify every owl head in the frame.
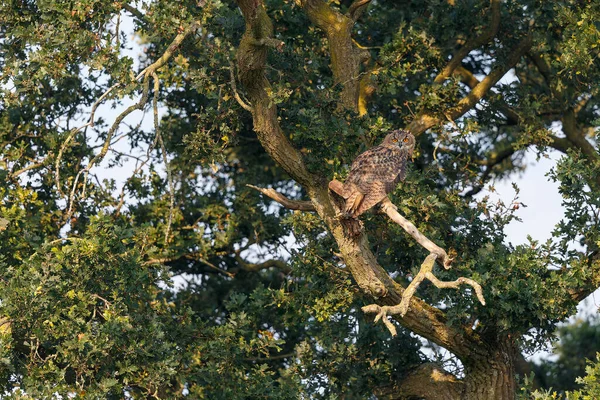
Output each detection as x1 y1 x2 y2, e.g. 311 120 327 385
382 130 415 152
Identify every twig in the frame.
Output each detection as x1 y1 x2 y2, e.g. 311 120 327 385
362 254 485 336
60 20 201 221
228 57 254 112
151 71 175 245
246 184 315 211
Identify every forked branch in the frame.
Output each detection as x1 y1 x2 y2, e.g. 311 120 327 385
363 254 485 336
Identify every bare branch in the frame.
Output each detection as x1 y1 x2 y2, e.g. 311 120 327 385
363 254 485 336
425 272 485 304
247 185 315 211
379 198 452 269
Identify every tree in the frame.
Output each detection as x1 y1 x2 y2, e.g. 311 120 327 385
0 0 599 398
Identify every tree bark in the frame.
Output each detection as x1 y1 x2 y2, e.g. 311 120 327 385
460 338 518 400
381 338 519 399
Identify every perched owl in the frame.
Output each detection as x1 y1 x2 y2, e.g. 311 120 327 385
329 130 415 218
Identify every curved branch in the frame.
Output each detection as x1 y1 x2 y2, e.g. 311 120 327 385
433 0 501 84
347 0 372 21
298 0 363 111
407 34 533 135
363 254 485 336
228 57 253 112
235 0 316 188
247 185 315 211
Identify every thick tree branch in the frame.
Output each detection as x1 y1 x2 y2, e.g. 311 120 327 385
407 35 533 135
454 65 520 124
562 108 600 163
298 0 363 111
346 0 372 22
235 0 315 188
235 254 291 274
122 4 145 22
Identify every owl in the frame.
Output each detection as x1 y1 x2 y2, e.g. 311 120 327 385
329 130 415 218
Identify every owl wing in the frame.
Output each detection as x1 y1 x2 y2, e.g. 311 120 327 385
345 146 403 190
342 146 405 217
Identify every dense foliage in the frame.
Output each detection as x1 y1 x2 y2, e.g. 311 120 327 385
0 0 599 398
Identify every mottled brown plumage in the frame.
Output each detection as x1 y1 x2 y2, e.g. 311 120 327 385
329 130 415 218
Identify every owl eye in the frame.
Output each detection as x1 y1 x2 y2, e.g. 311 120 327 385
403 137 409 143
392 138 398 143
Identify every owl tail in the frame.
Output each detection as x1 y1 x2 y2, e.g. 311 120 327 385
344 191 364 217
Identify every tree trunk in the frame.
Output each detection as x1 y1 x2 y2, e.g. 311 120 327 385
383 337 518 399
461 339 518 400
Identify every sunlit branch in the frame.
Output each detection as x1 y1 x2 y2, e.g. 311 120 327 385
407 34 533 135
363 254 485 336
433 0 501 84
